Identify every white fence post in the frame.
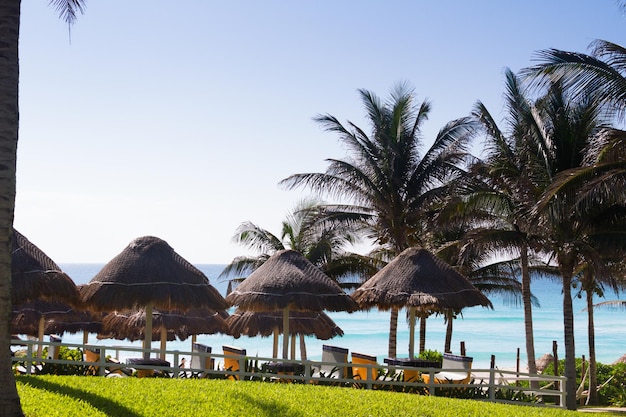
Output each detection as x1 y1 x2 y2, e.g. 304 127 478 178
488 355 496 401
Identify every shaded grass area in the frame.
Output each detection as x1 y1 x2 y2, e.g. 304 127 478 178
16 375 592 417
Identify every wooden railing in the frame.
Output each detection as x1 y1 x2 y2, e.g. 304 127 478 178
11 339 567 409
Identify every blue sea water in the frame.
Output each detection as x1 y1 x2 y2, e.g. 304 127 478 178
57 263 626 369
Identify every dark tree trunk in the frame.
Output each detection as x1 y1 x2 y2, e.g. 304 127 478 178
520 244 538 389
585 280 598 405
444 311 453 353
388 307 398 358
559 254 577 411
0 1 23 416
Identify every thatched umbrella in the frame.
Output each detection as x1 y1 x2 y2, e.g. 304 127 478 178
227 308 344 359
80 236 228 358
43 284 107 344
612 354 626 365
11 229 80 306
11 300 85 359
351 247 492 358
225 249 357 359
44 311 104 344
11 300 75 337
98 308 230 354
536 353 555 372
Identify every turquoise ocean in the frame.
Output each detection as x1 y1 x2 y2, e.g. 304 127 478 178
56 263 626 370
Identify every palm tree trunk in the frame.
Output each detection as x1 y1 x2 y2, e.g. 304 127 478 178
419 316 426 355
585 281 598 405
444 311 453 353
0 1 24 415
559 257 577 411
388 307 398 358
520 244 538 389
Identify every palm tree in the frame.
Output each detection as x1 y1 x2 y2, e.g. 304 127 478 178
220 197 378 289
455 68 553 380
280 83 476 357
524 80 621 410
429 192 547 356
525 40 626 116
523 40 626 408
539 132 626 405
221 198 376 359
0 2 84 415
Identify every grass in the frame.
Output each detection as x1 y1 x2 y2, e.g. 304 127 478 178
15 375 604 417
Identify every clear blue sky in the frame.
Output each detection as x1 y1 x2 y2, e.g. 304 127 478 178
14 1 626 264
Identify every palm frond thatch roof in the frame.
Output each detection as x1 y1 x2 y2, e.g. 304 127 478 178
352 247 493 311
225 249 358 312
613 354 626 365
226 308 343 340
80 236 228 311
11 229 80 306
536 353 555 372
44 313 104 336
11 300 76 337
98 307 230 342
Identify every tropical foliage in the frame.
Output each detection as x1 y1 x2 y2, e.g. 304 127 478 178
280 83 476 357
220 197 379 289
522 39 626 409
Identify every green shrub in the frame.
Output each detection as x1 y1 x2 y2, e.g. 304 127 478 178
39 346 84 376
541 357 626 406
418 349 443 366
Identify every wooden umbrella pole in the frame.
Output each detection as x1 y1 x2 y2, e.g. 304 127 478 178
273 329 279 358
290 333 296 360
160 328 167 360
282 308 289 359
144 302 153 359
300 334 307 360
408 307 416 358
37 317 45 359
83 329 89 345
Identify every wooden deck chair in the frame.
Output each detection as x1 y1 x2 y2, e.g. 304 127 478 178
222 345 246 380
313 345 348 379
351 352 378 381
46 335 62 360
83 348 129 377
83 348 101 375
422 353 472 385
189 343 213 378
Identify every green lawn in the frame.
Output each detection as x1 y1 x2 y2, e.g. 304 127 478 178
15 375 599 417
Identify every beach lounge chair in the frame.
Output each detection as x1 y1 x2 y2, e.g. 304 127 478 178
222 345 246 380
351 352 378 381
313 345 348 379
83 348 130 377
422 353 472 385
46 335 62 360
189 343 213 378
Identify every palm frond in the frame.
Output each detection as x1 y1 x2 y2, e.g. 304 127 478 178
49 0 86 25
